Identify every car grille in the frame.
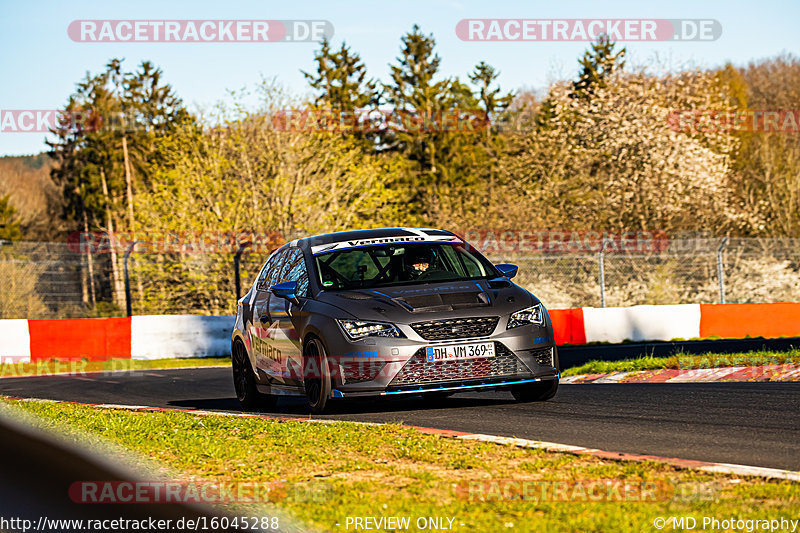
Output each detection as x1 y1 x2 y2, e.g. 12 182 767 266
389 343 531 387
532 347 554 367
340 361 385 384
410 316 499 340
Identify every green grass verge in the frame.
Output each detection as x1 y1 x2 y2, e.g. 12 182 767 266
3 398 798 532
0 357 228 378
561 349 800 377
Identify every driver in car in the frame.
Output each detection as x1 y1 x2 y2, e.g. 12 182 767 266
406 249 435 279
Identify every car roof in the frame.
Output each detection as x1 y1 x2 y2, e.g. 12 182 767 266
292 227 461 254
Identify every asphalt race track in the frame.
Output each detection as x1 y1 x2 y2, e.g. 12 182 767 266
1 367 798 471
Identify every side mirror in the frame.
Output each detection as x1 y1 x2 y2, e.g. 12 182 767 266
270 280 299 303
495 263 519 279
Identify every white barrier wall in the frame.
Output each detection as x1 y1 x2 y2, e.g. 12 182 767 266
0 319 31 362
1 303 793 362
130 315 235 360
582 304 701 344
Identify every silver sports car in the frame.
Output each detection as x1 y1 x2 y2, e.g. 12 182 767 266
231 227 559 413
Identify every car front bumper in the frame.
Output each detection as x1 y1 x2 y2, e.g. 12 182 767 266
322 320 559 396
332 376 558 398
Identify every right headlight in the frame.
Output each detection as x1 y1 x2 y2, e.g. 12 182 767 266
337 319 402 341
507 304 545 329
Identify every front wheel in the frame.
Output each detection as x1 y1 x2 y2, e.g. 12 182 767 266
232 340 277 411
303 338 332 414
511 379 559 402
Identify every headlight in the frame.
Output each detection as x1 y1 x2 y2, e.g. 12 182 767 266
507 304 545 329
337 320 402 340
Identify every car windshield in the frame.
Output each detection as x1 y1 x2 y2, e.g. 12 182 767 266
314 242 499 290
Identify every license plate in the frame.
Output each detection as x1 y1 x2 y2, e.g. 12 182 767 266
425 342 495 362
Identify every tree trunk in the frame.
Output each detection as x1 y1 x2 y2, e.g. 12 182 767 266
82 210 96 308
122 135 144 302
122 136 135 232
101 168 124 309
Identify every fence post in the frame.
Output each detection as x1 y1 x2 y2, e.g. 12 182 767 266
123 241 140 317
717 236 729 304
233 242 252 300
599 237 610 308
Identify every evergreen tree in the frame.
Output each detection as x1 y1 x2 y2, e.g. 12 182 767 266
535 36 626 130
468 62 514 211
572 35 626 98
385 25 447 111
469 61 514 121
383 26 452 178
302 38 380 143
48 59 191 231
302 38 378 110
383 25 488 222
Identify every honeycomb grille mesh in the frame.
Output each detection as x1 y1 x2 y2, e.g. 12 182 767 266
389 343 530 386
532 347 554 367
410 316 499 340
341 361 385 384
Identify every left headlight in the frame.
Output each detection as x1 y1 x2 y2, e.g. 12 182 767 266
507 304 545 329
337 319 402 341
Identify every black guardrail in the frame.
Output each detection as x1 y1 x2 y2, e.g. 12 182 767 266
0 410 245 532
558 337 800 369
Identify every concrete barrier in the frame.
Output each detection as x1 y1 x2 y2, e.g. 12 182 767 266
29 317 131 361
582 304 701 343
0 319 30 361
131 315 235 359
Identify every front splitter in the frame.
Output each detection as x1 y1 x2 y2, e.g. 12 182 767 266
331 377 551 398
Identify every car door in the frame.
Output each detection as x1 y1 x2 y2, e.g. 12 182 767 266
250 248 289 385
267 247 309 387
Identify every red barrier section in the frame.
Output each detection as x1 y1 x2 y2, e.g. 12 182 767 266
13 303 797 362
699 303 800 340
549 308 586 345
28 317 132 361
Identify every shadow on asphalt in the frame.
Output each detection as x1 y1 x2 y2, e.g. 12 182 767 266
168 392 520 417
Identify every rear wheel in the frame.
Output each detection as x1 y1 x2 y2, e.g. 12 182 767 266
304 338 332 414
232 340 277 410
511 379 559 402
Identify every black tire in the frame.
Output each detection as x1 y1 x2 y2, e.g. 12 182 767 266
511 379 559 402
232 340 277 411
303 338 332 414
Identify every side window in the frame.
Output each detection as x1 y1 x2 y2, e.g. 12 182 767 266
448 244 486 277
267 249 290 288
460 253 484 277
256 253 278 290
284 249 310 297
290 249 308 296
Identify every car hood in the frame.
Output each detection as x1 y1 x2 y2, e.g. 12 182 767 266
315 279 537 324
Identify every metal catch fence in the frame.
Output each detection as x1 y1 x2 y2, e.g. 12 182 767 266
0 238 798 319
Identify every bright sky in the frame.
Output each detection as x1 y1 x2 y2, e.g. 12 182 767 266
1 0 798 156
